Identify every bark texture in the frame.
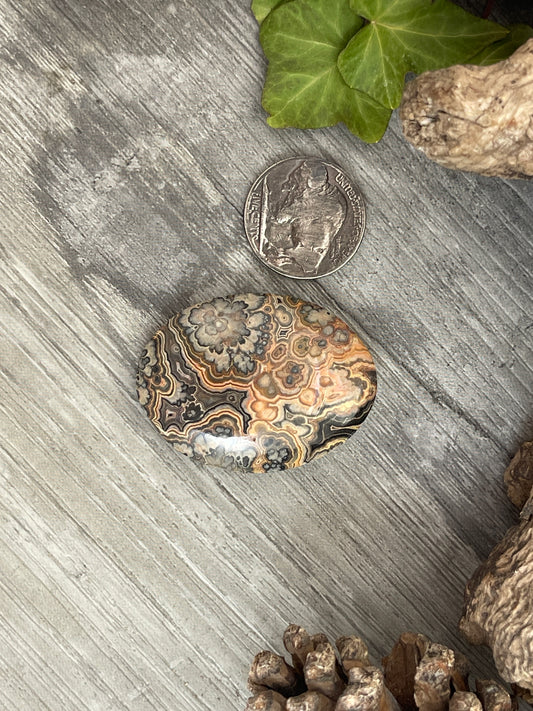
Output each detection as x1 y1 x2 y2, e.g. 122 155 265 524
400 40 533 179
504 441 533 510
460 444 533 696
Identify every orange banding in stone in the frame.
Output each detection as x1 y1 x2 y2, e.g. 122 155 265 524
137 293 377 472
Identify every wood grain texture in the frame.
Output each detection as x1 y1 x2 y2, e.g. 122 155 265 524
0 0 531 709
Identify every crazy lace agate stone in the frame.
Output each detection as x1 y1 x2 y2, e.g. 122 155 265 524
137 294 376 472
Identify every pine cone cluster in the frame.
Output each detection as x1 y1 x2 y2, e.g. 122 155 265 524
246 625 516 711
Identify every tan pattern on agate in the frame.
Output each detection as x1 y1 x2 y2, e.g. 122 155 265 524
137 293 376 472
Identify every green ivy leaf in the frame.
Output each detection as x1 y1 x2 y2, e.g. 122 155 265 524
337 0 508 109
259 0 392 142
252 0 292 24
472 24 533 65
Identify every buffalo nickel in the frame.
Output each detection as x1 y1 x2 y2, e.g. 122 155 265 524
244 157 366 279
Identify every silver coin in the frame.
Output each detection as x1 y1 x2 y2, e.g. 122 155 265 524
244 157 366 279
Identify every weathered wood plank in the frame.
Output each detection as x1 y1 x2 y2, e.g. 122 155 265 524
0 0 531 708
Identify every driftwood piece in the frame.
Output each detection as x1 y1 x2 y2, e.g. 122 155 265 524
460 445 533 696
504 441 533 510
246 690 288 710
336 635 370 673
304 642 345 700
461 517 533 693
449 691 483 711
285 690 335 711
400 39 533 179
382 632 431 711
413 643 454 711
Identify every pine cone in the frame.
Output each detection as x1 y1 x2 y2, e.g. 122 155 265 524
245 625 517 711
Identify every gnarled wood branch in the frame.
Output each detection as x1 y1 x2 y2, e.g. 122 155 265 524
459 442 533 697
400 40 533 179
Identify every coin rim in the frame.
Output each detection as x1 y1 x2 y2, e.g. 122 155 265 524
243 156 366 280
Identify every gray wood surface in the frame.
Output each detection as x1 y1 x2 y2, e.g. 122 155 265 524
0 1 531 709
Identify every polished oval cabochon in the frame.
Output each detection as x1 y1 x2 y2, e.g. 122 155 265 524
137 294 377 472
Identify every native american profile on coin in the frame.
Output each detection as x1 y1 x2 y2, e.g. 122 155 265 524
258 159 347 277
